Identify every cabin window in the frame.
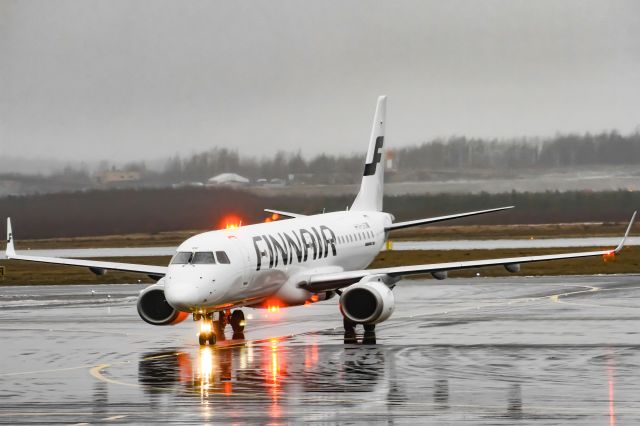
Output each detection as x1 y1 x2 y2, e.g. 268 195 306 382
192 252 216 264
171 252 192 264
216 251 231 264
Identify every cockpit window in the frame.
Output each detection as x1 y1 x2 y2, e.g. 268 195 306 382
192 252 216 264
216 251 230 264
171 252 192 264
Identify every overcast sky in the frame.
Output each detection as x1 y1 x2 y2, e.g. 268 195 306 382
1 0 639 162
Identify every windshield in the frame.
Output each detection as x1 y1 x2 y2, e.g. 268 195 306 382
192 252 216 264
216 251 231 264
171 252 192 264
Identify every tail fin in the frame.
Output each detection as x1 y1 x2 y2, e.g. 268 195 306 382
351 95 386 212
6 217 15 258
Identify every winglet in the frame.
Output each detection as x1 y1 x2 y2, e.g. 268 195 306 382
614 211 636 254
6 217 15 258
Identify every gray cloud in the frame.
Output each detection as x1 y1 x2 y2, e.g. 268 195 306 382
1 0 639 161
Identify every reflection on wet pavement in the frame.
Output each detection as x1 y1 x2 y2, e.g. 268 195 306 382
1 275 640 424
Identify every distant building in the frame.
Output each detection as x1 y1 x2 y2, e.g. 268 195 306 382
171 181 205 189
95 170 141 185
207 173 250 186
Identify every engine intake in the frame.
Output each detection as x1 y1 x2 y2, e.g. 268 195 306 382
137 281 188 326
340 278 395 325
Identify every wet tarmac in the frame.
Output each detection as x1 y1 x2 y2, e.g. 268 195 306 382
1 275 640 424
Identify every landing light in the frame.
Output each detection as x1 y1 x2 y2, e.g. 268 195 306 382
603 251 616 262
199 319 212 334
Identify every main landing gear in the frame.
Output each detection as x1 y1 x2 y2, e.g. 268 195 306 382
343 317 376 345
195 310 246 346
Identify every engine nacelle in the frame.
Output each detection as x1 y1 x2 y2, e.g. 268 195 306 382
339 278 395 325
504 263 521 273
137 280 189 326
431 271 448 280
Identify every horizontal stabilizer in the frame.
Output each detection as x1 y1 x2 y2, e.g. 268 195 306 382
264 209 306 219
386 206 514 231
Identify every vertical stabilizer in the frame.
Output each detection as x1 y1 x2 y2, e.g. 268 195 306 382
6 218 15 257
351 95 386 212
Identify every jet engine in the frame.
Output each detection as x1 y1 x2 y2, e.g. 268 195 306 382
339 278 395 325
137 280 189 326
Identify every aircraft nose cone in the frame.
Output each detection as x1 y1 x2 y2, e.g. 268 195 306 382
165 279 204 312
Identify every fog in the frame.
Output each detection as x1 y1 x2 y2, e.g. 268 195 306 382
1 0 639 162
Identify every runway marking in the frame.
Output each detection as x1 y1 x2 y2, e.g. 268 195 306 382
0 364 101 377
89 364 143 388
103 415 127 421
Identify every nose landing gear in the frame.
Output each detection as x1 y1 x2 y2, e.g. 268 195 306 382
196 310 246 345
197 314 216 346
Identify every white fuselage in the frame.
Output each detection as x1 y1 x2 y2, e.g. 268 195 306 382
163 211 392 313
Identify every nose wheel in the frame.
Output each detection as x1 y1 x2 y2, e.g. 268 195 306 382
197 310 246 345
198 331 216 346
197 314 217 346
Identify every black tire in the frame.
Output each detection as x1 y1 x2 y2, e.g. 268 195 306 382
363 323 376 333
230 310 245 333
343 317 356 334
208 332 217 345
199 333 207 346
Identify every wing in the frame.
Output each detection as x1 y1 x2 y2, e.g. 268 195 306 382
301 212 636 293
264 209 306 219
5 218 167 280
386 206 513 231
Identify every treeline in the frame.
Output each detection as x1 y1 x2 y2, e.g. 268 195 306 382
1 187 637 239
396 131 640 170
157 130 640 182
161 149 362 183
5 131 640 188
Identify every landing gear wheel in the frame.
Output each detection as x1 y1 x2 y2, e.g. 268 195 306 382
199 333 207 346
343 317 356 334
207 332 217 345
362 323 376 344
343 317 357 343
230 310 245 333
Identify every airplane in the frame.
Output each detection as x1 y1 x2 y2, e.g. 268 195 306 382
4 96 636 345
